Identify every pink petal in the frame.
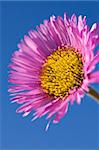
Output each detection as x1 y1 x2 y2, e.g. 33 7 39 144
18 40 44 63
88 71 99 83
57 16 70 45
29 30 51 57
45 120 51 131
81 78 89 92
53 103 69 124
76 93 81 104
64 13 70 26
71 14 77 27
24 35 40 55
78 15 86 33
70 93 77 105
90 23 99 35
23 111 30 117
87 51 99 73
50 15 64 44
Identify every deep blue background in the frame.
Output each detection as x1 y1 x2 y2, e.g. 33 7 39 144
1 1 99 150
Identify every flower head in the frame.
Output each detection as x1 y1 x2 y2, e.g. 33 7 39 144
8 13 99 130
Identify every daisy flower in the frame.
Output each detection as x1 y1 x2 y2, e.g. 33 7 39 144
8 13 99 130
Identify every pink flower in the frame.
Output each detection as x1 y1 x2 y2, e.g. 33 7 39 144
8 13 99 130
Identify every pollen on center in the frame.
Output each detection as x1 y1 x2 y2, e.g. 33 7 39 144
40 46 84 98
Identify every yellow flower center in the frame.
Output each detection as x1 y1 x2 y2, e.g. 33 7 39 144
40 46 84 98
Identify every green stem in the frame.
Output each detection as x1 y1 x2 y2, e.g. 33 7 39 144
87 86 99 103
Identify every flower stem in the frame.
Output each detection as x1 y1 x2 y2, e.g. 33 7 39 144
87 86 99 103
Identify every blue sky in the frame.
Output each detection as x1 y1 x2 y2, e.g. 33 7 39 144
0 1 99 150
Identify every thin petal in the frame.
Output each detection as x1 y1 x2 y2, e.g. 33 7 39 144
53 103 69 123
45 120 51 131
76 93 81 104
71 14 77 27
87 51 99 73
88 71 99 83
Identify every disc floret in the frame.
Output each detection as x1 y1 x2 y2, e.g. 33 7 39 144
40 46 84 97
